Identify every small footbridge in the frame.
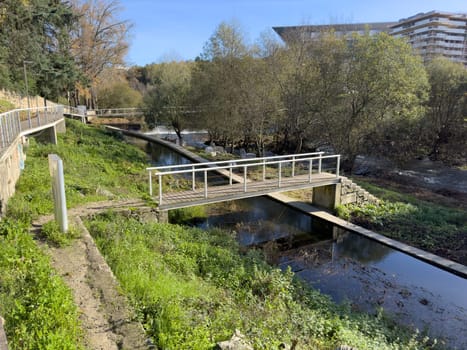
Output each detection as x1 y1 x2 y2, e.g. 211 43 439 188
147 152 342 211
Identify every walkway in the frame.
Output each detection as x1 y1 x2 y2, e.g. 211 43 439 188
147 152 341 210
0 106 65 156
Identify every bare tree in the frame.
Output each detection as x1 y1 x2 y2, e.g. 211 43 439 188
70 0 131 107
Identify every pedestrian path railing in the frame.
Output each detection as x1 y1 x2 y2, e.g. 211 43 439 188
146 152 341 206
89 108 145 118
0 105 64 154
63 106 86 123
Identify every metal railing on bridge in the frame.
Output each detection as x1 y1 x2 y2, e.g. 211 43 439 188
89 108 145 118
147 152 341 208
0 106 64 155
63 106 86 123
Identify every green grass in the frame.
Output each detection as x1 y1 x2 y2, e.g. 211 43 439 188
0 219 84 349
1 119 152 349
336 180 467 264
7 119 149 223
85 211 436 350
0 99 15 113
1 119 452 348
40 220 81 247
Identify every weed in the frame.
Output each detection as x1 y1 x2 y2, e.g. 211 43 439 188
0 220 84 349
40 220 81 247
336 181 467 264
85 213 434 350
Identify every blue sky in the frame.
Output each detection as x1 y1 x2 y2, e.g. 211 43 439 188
119 0 467 66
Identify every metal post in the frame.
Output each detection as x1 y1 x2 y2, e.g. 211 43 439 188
229 165 233 185
318 155 322 173
262 161 266 181
336 155 340 178
204 170 208 198
15 113 20 136
278 162 282 187
192 165 196 190
292 155 295 177
16 111 21 132
149 171 152 196
0 115 4 148
48 154 68 233
23 61 31 121
243 166 247 192
309 159 313 182
158 174 162 205
6 112 12 143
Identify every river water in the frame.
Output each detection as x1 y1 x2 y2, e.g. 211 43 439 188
136 136 467 349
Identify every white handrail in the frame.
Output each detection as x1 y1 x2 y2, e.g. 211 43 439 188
149 154 337 177
0 106 64 152
148 153 341 201
147 151 325 172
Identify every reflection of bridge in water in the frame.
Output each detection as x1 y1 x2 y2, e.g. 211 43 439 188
147 152 341 211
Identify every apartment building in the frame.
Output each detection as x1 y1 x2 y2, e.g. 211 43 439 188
389 11 467 66
273 22 395 42
273 11 467 66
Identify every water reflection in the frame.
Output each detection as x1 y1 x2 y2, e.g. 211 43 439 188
333 229 392 263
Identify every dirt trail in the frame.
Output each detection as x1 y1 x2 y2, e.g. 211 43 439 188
32 199 152 350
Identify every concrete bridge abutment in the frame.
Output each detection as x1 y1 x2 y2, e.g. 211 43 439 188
34 119 66 145
311 178 379 210
312 183 342 210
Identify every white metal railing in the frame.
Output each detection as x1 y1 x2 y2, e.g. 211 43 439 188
147 152 341 205
63 106 83 115
63 106 86 123
90 108 145 117
0 105 64 154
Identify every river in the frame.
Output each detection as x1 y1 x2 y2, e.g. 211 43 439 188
132 135 467 349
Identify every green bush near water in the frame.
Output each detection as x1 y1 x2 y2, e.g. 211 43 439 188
86 211 434 350
336 181 467 263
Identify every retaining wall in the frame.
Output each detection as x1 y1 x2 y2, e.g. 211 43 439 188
0 137 27 215
0 89 58 110
339 176 379 206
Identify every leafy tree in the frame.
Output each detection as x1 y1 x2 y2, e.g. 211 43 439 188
191 21 282 154
423 58 467 164
269 30 346 153
143 61 193 139
0 0 80 100
324 33 428 170
96 81 142 108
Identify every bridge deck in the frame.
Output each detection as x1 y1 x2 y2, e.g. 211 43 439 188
158 172 339 210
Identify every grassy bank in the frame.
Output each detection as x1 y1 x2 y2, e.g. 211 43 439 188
86 211 433 350
7 119 149 223
336 179 467 265
1 120 449 348
0 220 84 349
1 119 149 349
